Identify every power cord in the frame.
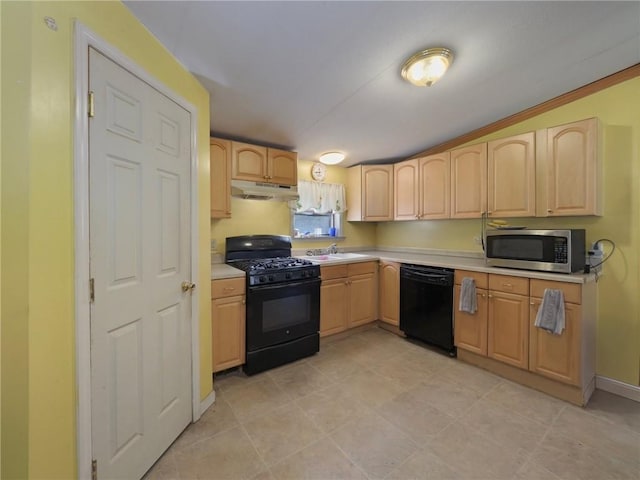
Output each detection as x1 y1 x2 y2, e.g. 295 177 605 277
587 238 616 280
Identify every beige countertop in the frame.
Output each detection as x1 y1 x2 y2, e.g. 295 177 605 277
212 249 595 284
211 263 245 280
296 250 595 284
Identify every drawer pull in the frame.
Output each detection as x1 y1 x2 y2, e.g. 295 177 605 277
502 283 513 288
223 287 236 292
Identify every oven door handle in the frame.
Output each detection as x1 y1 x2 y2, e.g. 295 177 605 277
249 278 320 292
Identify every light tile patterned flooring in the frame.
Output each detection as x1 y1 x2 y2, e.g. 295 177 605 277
146 326 640 479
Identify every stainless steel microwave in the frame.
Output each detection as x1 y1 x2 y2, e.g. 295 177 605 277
485 229 586 273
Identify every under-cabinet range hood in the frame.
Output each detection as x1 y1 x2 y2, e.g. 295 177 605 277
231 180 299 201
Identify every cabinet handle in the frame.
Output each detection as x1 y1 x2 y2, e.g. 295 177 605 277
487 294 493 298
479 293 486 298
242 299 246 305
502 283 512 288
547 209 553 213
223 287 235 292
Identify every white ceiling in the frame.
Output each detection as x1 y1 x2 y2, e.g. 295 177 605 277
125 1 640 167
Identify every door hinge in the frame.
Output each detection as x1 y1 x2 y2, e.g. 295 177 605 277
88 91 95 118
91 459 97 480
89 278 95 303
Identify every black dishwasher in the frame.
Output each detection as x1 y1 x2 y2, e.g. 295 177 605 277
399 264 455 356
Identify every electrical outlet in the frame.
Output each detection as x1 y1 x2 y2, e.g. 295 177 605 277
473 236 482 245
591 241 600 251
210 239 217 252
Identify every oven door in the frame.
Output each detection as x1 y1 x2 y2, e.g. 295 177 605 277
246 277 320 352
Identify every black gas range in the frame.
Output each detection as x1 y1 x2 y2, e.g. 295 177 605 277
231 257 320 286
225 235 320 375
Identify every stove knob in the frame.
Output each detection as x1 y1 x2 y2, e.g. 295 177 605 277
268 275 275 282
285 272 292 279
259 276 266 283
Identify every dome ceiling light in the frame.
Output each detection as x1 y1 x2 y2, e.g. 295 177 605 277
401 47 454 87
319 152 345 165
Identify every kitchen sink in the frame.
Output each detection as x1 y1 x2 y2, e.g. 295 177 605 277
297 253 369 262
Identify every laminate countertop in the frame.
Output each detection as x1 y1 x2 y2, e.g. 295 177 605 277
211 263 245 280
212 250 595 284
295 250 596 284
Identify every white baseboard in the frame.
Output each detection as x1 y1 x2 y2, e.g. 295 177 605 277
596 375 640 402
199 389 216 417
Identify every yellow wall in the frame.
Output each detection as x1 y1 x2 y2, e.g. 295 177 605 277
1 1 211 478
210 159 377 253
378 77 640 386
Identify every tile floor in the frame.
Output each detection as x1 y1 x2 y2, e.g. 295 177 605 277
146 326 640 480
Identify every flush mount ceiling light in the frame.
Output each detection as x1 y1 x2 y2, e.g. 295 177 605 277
401 47 454 87
319 152 345 165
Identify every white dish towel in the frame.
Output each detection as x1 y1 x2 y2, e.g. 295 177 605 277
534 288 565 335
459 277 477 314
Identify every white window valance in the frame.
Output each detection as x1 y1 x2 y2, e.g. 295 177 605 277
292 180 347 214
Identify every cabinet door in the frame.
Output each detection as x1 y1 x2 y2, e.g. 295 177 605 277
320 277 349 337
379 261 400 326
420 152 450 219
488 132 535 218
545 118 599 216
210 138 232 218
394 159 419 220
488 291 529 369
231 142 267 182
529 300 581 385
212 295 245 372
267 148 297 185
450 143 487 218
348 272 377 327
454 286 488 355
362 165 394 221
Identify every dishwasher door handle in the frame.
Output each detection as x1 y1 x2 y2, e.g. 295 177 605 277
401 270 452 285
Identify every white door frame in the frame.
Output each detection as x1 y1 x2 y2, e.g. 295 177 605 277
73 22 201 480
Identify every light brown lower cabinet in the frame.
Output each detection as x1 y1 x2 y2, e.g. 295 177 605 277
320 265 349 337
454 269 596 405
211 277 245 372
378 260 400 326
320 261 378 336
529 279 582 386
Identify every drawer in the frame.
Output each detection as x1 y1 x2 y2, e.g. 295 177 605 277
530 279 581 304
321 264 348 281
348 261 377 276
454 270 488 289
489 274 529 295
211 277 245 299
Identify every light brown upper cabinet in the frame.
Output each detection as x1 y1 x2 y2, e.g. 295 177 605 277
487 132 536 218
450 143 487 219
394 159 419 220
267 148 298 185
394 153 450 220
210 138 232 218
420 153 451 219
347 165 394 221
537 117 601 216
231 141 297 186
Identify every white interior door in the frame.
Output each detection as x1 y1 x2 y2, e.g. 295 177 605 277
88 47 192 480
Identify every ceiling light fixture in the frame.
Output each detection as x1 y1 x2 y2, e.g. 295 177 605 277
401 47 454 87
319 152 345 165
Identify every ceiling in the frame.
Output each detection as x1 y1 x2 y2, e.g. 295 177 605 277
124 1 640 167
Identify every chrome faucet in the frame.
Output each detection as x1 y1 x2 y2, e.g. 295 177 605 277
328 243 338 254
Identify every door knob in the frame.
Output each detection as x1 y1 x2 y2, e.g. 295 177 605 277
181 281 196 292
